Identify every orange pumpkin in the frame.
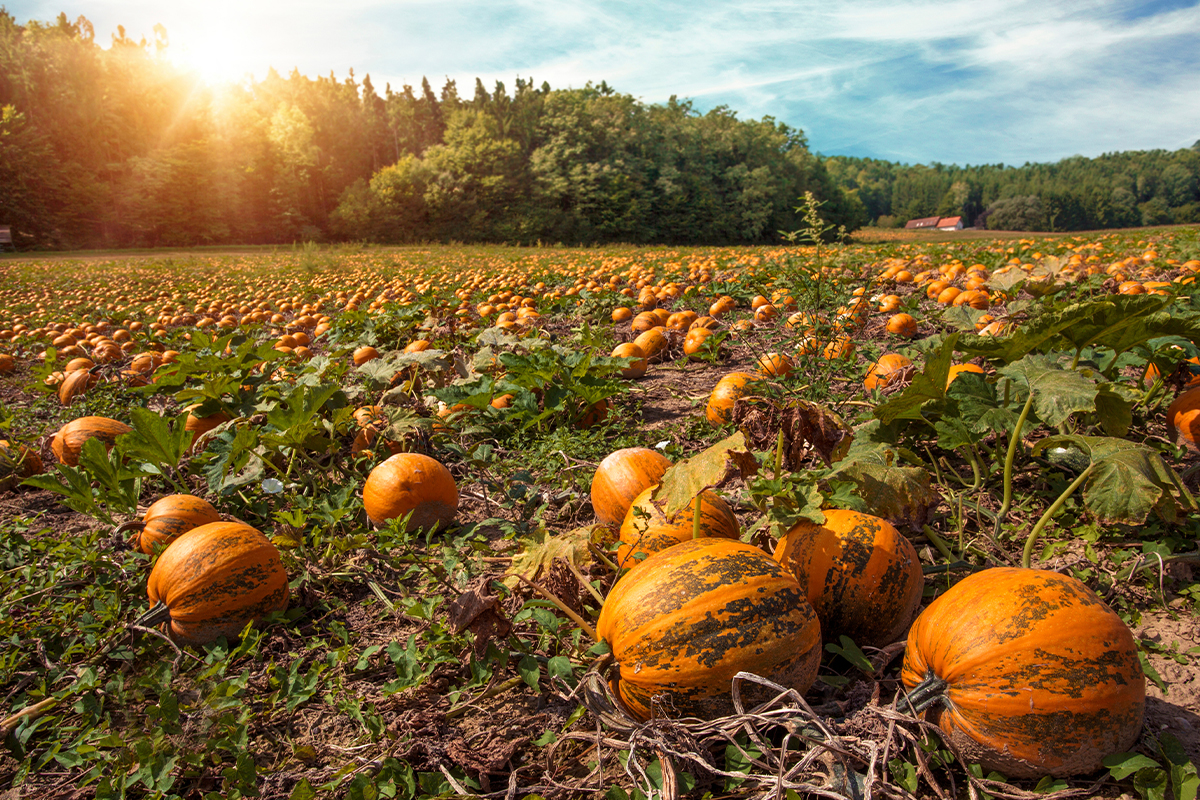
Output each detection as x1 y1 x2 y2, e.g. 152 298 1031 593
946 363 985 389
886 313 918 338
363 453 459 530
773 509 922 647
138 494 222 555
1166 385 1200 448
590 447 671 529
611 342 648 378
864 353 913 390
901 568 1144 778
632 328 668 361
705 372 760 426
616 485 739 567
142 522 289 647
51 416 132 466
184 407 231 453
598 538 822 721
57 368 97 405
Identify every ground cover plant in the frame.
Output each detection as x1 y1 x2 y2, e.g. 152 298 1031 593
0 227 1199 799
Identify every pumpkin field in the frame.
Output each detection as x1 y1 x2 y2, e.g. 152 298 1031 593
1 226 1200 800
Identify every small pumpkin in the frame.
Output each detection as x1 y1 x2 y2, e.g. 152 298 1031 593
598 538 822 721
705 372 760 426
682 327 713 359
363 452 459 530
1166 385 1200 448
590 447 671 529
138 494 222 554
51 416 132 466
773 509 922 647
616 484 739 567
886 313 919 338
864 353 913 390
611 342 648 378
900 567 1144 778
756 352 793 378
57 368 98 405
185 406 231 453
141 522 289 647
946 363 985 389
632 328 668 361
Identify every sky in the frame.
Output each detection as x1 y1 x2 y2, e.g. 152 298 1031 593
8 0 1200 166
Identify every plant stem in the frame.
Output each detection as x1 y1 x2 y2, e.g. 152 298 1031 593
1022 464 1094 568
994 392 1035 540
921 525 957 563
692 494 702 541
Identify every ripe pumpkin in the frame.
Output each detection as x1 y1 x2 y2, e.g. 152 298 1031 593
682 327 713 359
705 372 760 426
773 509 922 647
756 352 793 378
590 447 671 528
632 328 668 361
1166 385 1200 448
363 452 459 530
864 353 913 390
57 368 98 405
138 494 222 555
611 342 648 378
946 363 985 389
901 567 1144 778
51 416 132 466
886 313 919 338
598 538 822 721
142 522 289 647
616 485 739 567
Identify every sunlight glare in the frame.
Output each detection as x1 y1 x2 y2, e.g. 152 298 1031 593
166 21 262 87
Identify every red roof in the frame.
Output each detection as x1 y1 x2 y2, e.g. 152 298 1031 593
939 216 962 227
904 216 941 229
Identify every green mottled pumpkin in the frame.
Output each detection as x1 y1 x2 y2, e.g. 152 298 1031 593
900 567 1145 778
142 522 289 647
616 485 739 568
773 509 922 647
597 538 822 721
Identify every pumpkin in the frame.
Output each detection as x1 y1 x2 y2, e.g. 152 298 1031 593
51 416 132 466
946 363 985 389
590 447 671 528
363 452 459 530
57 368 98 405
141 522 289 646
0 353 14 373
632 328 668 361
138 494 222 554
1166 385 1200 448
598 538 822 721
617 485 739 567
184 406 231 453
864 353 913 390
886 313 919 338
900 567 1144 778
611 342 648 378
575 399 609 429
352 346 380 365
0 440 43 491
757 352 793 378
682 327 713 359
773 509 922 647
705 372 760 426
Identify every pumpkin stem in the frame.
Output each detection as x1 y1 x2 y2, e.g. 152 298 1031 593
1022 463 1094 568
901 672 948 714
994 391 1035 540
134 601 172 629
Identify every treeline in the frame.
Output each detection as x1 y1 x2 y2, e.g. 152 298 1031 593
0 12 858 250
825 147 1200 231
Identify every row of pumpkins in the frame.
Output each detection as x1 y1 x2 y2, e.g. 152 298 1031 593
589 446 1146 780
9 407 1149 781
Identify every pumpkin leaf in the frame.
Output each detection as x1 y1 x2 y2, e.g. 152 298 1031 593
1033 435 1196 525
1093 381 1137 438
998 354 1098 427
118 408 193 471
828 437 939 531
503 523 604 589
1103 752 1164 781
654 431 759 517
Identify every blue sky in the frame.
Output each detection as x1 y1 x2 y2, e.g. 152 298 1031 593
9 0 1200 166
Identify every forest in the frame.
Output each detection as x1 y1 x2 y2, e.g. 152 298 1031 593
1 10 1199 251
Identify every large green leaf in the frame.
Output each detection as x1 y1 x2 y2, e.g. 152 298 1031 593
829 435 939 531
998 354 1098 427
1033 435 1196 525
119 408 192 471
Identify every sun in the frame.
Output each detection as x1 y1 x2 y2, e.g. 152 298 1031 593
165 26 262 87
